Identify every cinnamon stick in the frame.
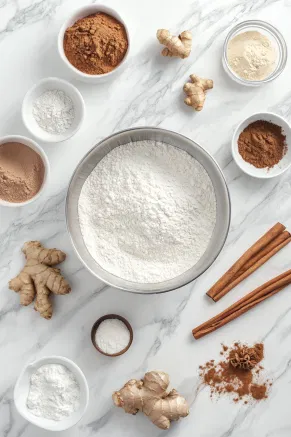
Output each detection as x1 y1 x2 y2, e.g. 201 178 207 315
214 234 291 301
233 231 290 276
193 269 291 339
206 223 286 302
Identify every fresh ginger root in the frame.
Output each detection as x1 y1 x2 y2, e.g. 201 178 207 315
157 29 192 58
184 74 213 111
112 371 189 430
9 241 71 319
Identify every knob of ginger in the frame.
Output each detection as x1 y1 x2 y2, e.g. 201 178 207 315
9 241 71 319
113 371 189 429
184 74 213 111
157 29 192 58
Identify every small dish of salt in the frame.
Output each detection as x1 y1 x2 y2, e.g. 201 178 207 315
91 314 133 357
22 77 85 143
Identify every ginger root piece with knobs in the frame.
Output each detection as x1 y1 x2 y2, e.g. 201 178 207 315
157 29 192 58
184 74 213 111
9 241 71 320
112 371 189 430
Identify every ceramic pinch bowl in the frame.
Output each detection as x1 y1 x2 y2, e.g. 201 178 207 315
22 77 85 143
14 356 89 431
0 135 50 207
58 4 130 84
232 112 291 179
91 314 133 357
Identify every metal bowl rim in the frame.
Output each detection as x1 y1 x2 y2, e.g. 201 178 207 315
66 126 231 294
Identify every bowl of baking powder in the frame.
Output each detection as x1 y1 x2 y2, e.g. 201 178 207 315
14 355 89 431
66 127 231 293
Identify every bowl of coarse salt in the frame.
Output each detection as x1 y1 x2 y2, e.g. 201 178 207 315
66 127 231 294
22 77 85 143
14 356 89 431
91 314 133 357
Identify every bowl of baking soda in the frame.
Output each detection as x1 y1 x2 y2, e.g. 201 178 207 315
67 127 231 293
14 355 89 431
22 77 85 143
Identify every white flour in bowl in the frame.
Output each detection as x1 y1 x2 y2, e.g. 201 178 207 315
26 364 80 421
78 140 216 283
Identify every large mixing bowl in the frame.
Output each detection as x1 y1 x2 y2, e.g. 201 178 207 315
66 127 231 293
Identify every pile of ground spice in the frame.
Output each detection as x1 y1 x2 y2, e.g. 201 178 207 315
0 142 45 203
238 120 287 169
63 12 128 75
199 343 271 403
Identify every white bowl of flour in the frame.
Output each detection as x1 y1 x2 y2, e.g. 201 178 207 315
66 127 231 293
14 356 89 431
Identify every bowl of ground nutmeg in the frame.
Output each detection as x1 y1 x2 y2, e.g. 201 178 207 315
0 135 50 207
58 5 130 83
232 112 291 178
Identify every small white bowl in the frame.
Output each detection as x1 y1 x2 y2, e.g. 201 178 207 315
232 112 291 178
22 77 85 143
58 4 130 83
0 135 50 207
14 356 89 431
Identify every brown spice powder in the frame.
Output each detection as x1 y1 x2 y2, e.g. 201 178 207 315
229 343 264 370
238 120 287 169
250 384 267 400
0 142 45 203
199 343 270 403
63 12 128 75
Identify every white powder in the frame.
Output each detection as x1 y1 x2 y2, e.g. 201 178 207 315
33 89 74 134
78 140 216 283
26 364 80 421
95 318 130 354
227 30 276 81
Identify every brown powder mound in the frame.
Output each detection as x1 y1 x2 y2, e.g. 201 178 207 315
238 120 287 169
63 12 128 75
229 343 264 370
0 142 45 203
200 343 271 403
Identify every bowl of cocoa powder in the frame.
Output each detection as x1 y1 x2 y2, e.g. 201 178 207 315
58 5 130 83
232 112 291 178
0 135 49 207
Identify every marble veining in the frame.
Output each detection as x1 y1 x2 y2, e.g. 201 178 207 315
1 0 291 436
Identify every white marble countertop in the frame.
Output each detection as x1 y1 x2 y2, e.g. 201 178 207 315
1 0 291 436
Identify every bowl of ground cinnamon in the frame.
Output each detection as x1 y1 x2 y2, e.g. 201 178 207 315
232 112 291 178
58 5 130 83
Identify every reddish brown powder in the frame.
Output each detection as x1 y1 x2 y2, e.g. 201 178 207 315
250 384 267 400
229 343 264 370
63 12 128 75
0 142 45 203
238 120 287 169
199 343 270 403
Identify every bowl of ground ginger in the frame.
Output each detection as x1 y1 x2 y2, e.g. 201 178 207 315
58 5 130 83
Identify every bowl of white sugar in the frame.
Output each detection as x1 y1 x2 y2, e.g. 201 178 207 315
66 127 231 293
14 356 89 431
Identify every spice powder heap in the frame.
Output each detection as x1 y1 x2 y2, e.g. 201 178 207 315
199 343 271 403
63 12 128 75
238 120 287 169
0 142 45 203
227 31 276 81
